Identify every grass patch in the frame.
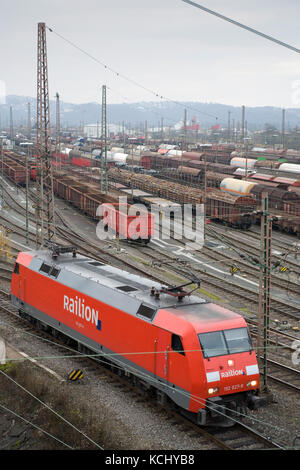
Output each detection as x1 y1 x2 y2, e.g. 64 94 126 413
196 288 223 301
0 361 15 374
238 307 255 315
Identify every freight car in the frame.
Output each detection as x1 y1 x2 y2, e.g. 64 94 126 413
11 249 263 426
250 185 299 210
252 206 300 236
1 155 29 185
108 169 256 229
220 178 300 210
52 173 154 243
220 178 257 196
101 202 154 244
228 157 283 170
230 157 257 169
176 166 202 184
278 163 300 174
205 191 256 229
3 151 37 181
205 171 231 188
198 153 233 165
187 160 237 176
108 168 205 205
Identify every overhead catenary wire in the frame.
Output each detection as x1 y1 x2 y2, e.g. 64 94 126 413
46 26 221 123
181 0 300 54
106 86 185 127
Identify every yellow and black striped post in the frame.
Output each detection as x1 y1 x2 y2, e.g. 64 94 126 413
68 369 84 381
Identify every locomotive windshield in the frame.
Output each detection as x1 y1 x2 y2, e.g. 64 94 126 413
198 327 252 358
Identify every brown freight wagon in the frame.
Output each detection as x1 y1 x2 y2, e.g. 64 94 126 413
68 181 101 211
68 185 86 210
206 192 256 229
178 166 201 177
250 185 299 210
284 201 300 217
267 209 300 236
83 192 118 219
54 178 75 200
181 152 203 161
187 160 236 175
205 171 229 188
2 160 28 185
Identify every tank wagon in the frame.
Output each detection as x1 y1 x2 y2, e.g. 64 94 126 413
11 249 264 426
230 157 257 169
220 178 257 196
278 163 300 174
220 177 300 210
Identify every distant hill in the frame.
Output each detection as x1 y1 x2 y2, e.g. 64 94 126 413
1 95 300 131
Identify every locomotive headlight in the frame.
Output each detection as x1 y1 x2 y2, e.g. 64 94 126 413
247 380 257 387
227 359 234 366
208 387 219 394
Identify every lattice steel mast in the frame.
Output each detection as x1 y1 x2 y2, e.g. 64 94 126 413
257 193 272 392
100 85 108 194
36 22 55 246
55 92 61 169
9 106 14 141
27 102 31 140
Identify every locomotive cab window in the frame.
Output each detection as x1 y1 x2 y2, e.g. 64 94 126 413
224 328 252 355
198 327 253 359
13 262 19 274
171 334 185 356
199 331 227 358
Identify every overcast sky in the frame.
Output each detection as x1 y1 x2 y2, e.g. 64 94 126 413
1 0 300 108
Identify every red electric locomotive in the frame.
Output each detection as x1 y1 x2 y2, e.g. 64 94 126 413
11 248 264 426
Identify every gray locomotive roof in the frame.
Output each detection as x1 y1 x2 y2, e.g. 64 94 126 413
27 250 206 320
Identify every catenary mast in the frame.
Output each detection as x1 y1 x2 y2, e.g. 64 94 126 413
36 22 55 246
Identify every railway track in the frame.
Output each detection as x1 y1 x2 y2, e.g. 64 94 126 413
2 175 300 349
132 246 300 386
0 266 13 282
199 246 300 297
1 159 299 449
137 241 300 325
1 174 300 394
266 359 300 393
207 224 300 277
